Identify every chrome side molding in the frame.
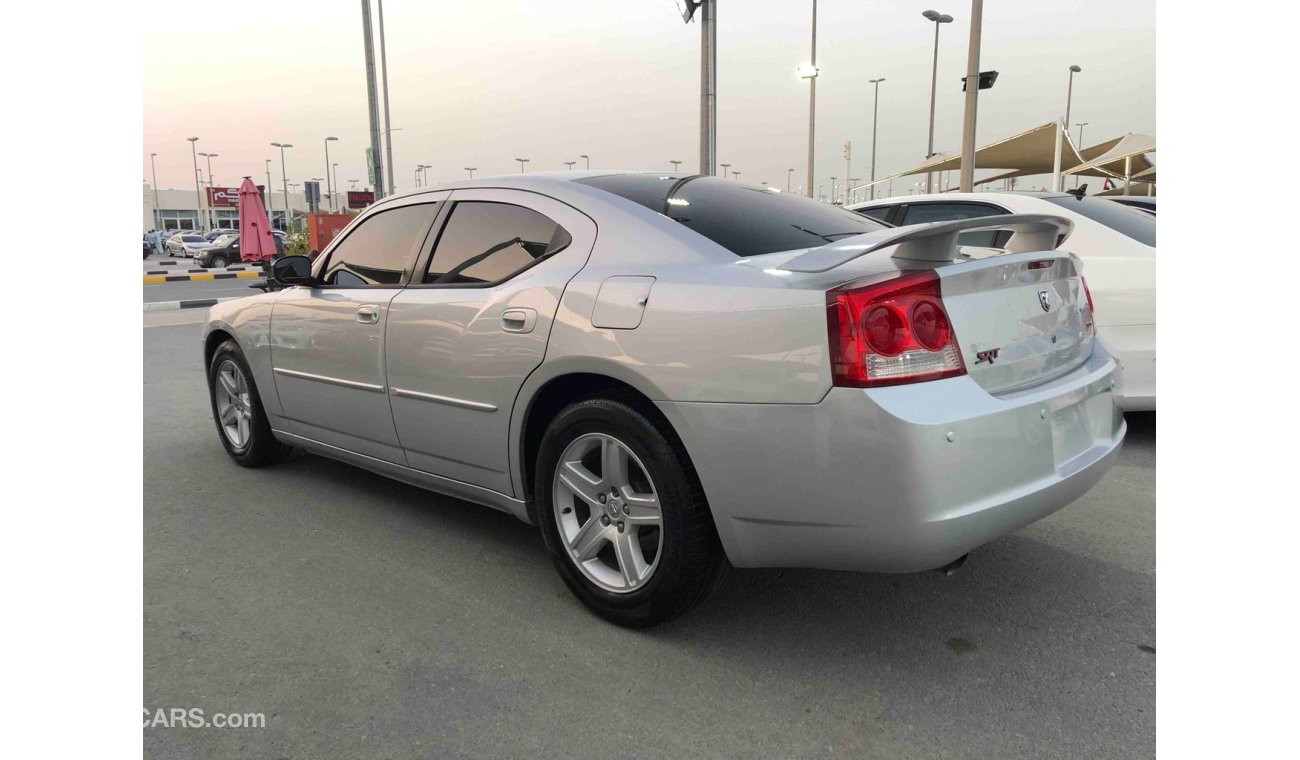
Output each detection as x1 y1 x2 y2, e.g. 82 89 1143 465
273 367 386 393
390 387 498 412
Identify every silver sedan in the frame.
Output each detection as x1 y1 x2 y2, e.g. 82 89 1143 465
202 173 1124 627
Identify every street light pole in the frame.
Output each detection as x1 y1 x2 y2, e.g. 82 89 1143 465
515 158 530 173
325 136 338 211
377 0 395 194
265 159 274 226
360 0 385 200
958 0 984 192
187 137 203 232
332 163 340 210
869 77 885 200
564 161 577 170
699 0 716 176
199 152 218 229
787 168 794 192
721 162 731 178
830 176 837 205
670 160 682 172
1061 65 1081 191
580 154 590 169
149 152 160 231
271 142 293 231
922 10 953 193
804 0 818 198
464 167 477 179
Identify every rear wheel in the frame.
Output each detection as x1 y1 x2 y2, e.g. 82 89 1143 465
536 397 727 627
207 340 291 467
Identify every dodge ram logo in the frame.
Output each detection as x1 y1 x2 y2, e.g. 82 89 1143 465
1038 290 1052 312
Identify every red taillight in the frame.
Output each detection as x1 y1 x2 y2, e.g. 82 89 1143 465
826 270 966 387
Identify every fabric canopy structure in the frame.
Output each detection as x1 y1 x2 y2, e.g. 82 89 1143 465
852 122 1156 196
1098 182 1155 197
856 121 1082 192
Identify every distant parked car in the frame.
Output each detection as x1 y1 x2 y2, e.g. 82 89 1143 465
166 233 215 258
143 239 153 259
205 228 238 242
1107 196 1156 215
195 233 285 269
849 191 1156 411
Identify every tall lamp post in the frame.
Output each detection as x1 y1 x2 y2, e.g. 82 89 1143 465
198 152 218 229
564 161 577 170
869 77 885 199
187 137 203 232
800 0 819 198
787 168 794 192
515 158 530 173
958 0 984 192
830 176 837 205
922 10 953 193
377 0 395 195
265 159 274 225
271 142 293 231
149 152 160 231
721 162 731 178
332 162 340 210
670 160 682 172
464 167 477 179
324 136 338 211
580 154 590 169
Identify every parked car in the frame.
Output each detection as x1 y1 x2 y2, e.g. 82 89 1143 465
166 233 215 258
143 239 153 259
849 191 1156 412
195 233 284 269
205 228 238 242
203 174 1124 627
1107 196 1156 215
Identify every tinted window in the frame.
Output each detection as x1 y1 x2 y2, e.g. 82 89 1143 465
321 203 439 285
576 174 887 257
857 206 893 221
424 202 571 284
1045 196 1156 246
900 202 1007 248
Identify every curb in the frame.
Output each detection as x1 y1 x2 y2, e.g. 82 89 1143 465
144 271 262 284
144 297 243 312
145 266 258 275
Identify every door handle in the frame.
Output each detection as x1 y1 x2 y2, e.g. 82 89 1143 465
500 307 537 334
356 304 380 324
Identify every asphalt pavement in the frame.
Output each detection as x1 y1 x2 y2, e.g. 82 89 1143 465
144 320 1156 759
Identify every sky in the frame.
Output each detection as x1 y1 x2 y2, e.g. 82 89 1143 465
143 0 1154 198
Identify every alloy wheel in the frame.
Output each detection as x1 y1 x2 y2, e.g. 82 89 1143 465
553 432 664 593
214 359 253 449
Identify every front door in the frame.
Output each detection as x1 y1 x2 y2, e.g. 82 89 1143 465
270 197 444 464
385 189 597 495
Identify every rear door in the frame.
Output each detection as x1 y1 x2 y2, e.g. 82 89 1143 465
385 189 596 495
270 196 444 464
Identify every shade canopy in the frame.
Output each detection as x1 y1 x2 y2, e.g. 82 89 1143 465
1063 132 1156 179
237 177 277 263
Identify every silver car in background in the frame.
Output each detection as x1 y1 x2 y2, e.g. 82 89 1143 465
203 173 1125 627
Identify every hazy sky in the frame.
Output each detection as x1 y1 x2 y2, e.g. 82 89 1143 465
143 0 1154 196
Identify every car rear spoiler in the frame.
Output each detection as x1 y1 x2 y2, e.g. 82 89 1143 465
778 213 1074 273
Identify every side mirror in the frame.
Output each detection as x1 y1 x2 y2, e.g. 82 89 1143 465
270 255 315 286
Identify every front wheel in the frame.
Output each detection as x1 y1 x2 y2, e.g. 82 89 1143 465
535 397 728 627
209 255 228 269
207 340 291 467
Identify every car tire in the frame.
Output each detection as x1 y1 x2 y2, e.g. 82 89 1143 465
207 339 292 467
535 397 728 627
209 255 228 269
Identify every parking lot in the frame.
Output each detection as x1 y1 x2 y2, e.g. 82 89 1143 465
144 311 1155 759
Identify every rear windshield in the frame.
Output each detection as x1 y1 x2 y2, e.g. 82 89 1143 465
1045 195 1156 247
576 174 888 257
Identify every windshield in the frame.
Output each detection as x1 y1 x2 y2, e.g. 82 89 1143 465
211 234 237 247
181 235 205 243
576 174 888 257
1045 196 1156 247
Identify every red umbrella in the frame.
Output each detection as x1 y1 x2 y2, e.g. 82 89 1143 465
237 177 277 263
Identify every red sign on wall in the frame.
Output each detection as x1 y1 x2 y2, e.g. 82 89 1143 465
206 187 239 207
347 190 376 209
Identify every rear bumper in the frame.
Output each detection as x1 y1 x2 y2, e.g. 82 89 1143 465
657 344 1124 573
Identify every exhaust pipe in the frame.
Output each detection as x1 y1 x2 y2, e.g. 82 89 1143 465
937 553 969 576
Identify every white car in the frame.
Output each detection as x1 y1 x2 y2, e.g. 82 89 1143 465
202 173 1123 626
165 233 215 259
850 192 1155 411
